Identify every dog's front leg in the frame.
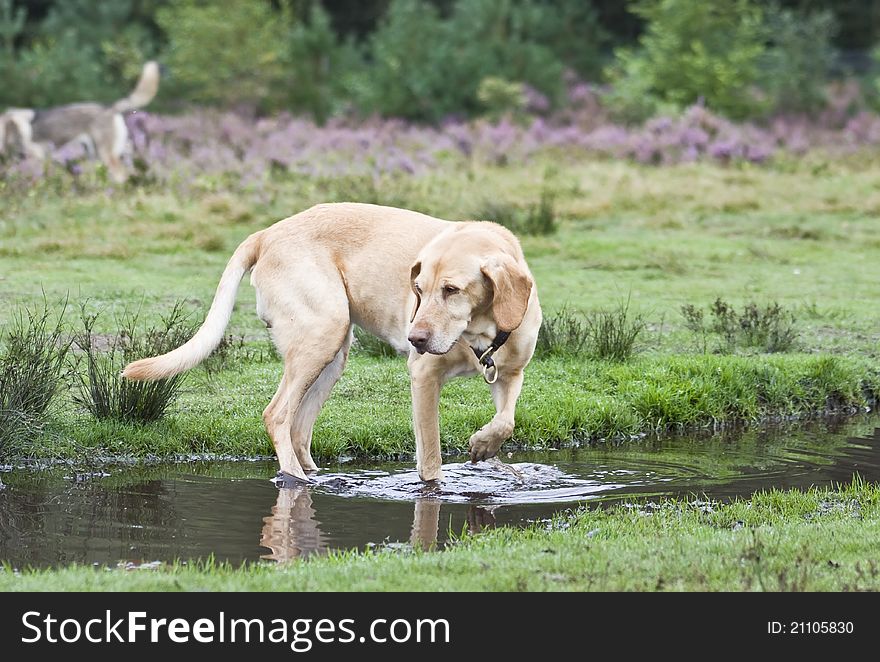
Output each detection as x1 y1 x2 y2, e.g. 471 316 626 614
409 355 444 481
469 368 524 462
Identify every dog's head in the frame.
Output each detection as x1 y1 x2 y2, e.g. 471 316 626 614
407 224 533 355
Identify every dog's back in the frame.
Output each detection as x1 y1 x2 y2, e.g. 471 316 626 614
31 103 106 144
31 62 159 145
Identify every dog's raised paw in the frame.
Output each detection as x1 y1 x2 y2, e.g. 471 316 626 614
468 442 500 463
468 429 503 463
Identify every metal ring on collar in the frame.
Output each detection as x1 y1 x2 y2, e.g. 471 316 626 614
478 347 499 384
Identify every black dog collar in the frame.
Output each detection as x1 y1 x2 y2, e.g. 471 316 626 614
471 331 511 383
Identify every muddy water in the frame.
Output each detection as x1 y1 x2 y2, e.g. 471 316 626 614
2 418 880 568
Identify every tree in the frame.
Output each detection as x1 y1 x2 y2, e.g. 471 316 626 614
156 0 288 111
283 3 361 121
605 0 768 121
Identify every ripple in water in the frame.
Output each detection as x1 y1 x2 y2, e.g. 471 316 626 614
316 461 636 504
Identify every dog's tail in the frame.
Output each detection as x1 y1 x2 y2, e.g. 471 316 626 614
112 61 160 114
122 231 263 381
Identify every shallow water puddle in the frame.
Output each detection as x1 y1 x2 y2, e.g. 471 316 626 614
2 418 880 568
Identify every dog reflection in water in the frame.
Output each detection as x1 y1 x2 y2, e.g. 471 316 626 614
410 500 497 549
260 485 327 562
260 487 496 561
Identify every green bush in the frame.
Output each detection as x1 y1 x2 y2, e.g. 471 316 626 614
0 0 864 122
0 0 157 108
524 0 607 81
156 0 288 111
40 0 158 84
349 0 452 120
14 33 110 107
589 299 646 362
535 301 645 362
283 4 362 122
352 0 568 121
534 307 590 358
0 0 28 106
442 0 566 115
760 6 837 115
473 181 558 236
605 0 768 122
0 0 23 59
477 77 528 122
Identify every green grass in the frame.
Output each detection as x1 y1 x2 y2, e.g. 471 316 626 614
30 353 879 461
3 480 879 591
2 157 880 461
2 159 880 591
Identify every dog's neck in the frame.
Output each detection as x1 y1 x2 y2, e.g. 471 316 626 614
461 319 499 353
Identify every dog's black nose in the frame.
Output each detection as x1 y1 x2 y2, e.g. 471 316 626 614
408 329 430 352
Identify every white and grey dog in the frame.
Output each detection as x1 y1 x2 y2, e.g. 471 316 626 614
0 61 159 182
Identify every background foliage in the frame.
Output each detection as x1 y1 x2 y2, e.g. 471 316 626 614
0 0 878 121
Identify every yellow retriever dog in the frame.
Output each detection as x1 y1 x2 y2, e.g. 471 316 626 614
123 203 542 482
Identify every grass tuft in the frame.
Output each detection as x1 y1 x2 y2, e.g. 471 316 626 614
0 299 71 458
589 298 646 362
682 298 799 353
536 300 645 362
72 302 195 423
535 306 590 358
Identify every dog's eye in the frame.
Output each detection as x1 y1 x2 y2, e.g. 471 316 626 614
443 285 459 296
414 283 422 293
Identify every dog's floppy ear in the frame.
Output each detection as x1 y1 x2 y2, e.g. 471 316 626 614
409 261 422 323
481 254 533 332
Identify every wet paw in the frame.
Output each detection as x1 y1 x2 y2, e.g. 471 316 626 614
418 466 443 482
468 429 503 463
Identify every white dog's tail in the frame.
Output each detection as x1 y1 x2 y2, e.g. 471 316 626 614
112 61 160 114
122 231 263 381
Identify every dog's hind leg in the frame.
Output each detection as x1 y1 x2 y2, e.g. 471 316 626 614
261 272 351 481
263 373 302 478
93 113 129 183
289 326 353 472
80 134 97 159
272 329 350 480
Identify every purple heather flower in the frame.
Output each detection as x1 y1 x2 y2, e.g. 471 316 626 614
523 85 551 115
9 98 880 190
